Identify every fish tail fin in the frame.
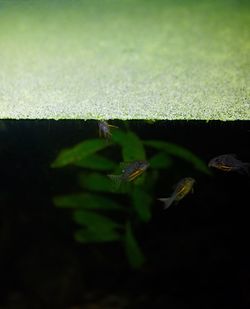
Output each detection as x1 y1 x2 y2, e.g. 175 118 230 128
158 197 174 209
107 174 123 189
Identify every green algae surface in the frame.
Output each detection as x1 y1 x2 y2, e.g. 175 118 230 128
0 0 249 120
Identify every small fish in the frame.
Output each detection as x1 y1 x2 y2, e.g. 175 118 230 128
108 160 150 187
98 121 118 140
208 154 250 175
158 177 195 209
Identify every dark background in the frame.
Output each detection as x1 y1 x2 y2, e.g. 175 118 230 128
0 120 249 309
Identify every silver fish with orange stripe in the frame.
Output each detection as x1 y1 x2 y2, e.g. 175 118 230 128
158 177 195 209
108 160 150 186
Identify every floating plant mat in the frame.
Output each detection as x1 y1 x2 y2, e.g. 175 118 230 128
0 0 249 120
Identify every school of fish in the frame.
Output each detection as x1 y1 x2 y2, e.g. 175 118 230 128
99 121 250 209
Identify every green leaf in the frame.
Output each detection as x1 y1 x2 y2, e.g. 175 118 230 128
78 173 116 193
74 210 123 243
73 210 122 231
111 130 128 145
112 130 146 161
74 154 116 171
144 140 210 174
75 228 120 243
124 222 145 269
51 139 110 168
149 152 173 169
132 187 152 222
53 193 123 211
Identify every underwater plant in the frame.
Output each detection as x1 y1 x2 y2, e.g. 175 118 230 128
51 123 209 268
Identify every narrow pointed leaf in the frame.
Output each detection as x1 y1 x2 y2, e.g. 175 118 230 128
132 187 152 222
144 140 210 174
124 222 145 269
51 139 109 168
54 193 123 211
112 130 146 161
111 130 128 145
149 152 173 169
74 210 122 231
78 173 116 193
75 228 120 243
74 154 116 171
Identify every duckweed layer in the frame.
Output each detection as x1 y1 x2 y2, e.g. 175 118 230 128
0 0 249 120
